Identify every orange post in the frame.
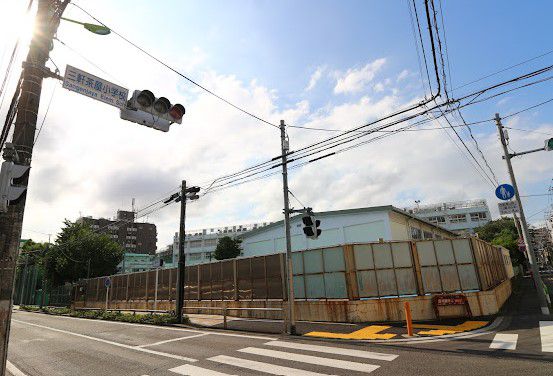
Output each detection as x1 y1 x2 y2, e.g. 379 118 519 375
404 301 414 336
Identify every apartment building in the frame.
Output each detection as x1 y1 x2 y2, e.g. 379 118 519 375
77 210 157 255
405 199 492 234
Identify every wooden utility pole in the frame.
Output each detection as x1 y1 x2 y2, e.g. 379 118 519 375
0 1 70 372
495 113 550 315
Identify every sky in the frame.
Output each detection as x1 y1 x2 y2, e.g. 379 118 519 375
0 0 552 248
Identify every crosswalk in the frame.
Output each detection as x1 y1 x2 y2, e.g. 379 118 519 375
489 321 553 353
168 340 398 375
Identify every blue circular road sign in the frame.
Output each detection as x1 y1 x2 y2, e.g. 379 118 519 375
104 276 111 288
495 184 515 201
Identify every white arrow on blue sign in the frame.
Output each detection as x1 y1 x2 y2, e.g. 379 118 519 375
104 277 111 288
495 184 515 201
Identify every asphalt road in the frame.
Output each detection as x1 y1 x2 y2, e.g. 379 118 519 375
6 309 553 376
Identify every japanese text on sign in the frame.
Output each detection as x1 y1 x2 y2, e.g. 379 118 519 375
62 65 128 109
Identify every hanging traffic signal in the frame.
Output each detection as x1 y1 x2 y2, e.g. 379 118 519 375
120 89 186 132
545 138 553 151
302 214 321 239
0 160 30 212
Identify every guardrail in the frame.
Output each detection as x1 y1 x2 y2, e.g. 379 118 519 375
74 307 171 314
182 306 283 330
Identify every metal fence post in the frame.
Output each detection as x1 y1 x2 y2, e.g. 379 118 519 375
233 260 238 301
154 268 159 311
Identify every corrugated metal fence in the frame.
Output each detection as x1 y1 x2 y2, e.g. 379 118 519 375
76 238 508 306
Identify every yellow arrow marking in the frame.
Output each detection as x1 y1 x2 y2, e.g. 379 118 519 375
305 325 397 340
413 321 488 336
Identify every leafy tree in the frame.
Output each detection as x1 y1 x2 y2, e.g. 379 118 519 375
213 236 242 260
44 220 124 285
475 217 525 266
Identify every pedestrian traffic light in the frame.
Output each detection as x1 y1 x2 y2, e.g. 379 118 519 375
0 161 30 212
302 214 321 239
545 138 553 151
120 89 185 132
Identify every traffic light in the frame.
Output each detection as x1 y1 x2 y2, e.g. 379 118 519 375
0 161 30 212
302 214 321 239
120 89 185 132
545 138 553 151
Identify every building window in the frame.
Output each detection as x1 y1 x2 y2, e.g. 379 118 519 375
190 240 202 248
427 216 446 224
470 212 487 221
449 214 467 223
423 231 434 239
204 239 217 247
410 227 423 240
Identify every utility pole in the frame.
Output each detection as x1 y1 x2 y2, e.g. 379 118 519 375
279 120 296 335
176 180 187 324
495 113 550 314
0 1 70 371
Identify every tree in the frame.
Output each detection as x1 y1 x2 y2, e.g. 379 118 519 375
213 236 242 260
44 220 124 285
475 217 525 266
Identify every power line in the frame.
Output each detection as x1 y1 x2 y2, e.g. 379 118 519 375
33 85 57 146
505 126 553 137
452 49 553 92
71 3 279 130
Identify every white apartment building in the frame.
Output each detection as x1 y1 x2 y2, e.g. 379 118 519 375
168 222 272 266
405 199 492 234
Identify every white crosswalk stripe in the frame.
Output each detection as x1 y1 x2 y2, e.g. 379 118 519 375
208 355 335 376
169 364 236 376
540 321 553 353
238 347 380 373
489 333 518 350
265 340 398 361
168 340 397 375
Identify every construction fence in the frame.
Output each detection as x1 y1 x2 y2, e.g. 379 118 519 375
75 237 511 308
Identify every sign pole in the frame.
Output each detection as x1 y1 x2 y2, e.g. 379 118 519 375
495 113 550 314
105 286 109 310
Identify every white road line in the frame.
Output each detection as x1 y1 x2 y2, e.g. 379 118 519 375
14 310 276 341
540 321 553 353
238 347 379 373
138 333 210 348
265 340 398 361
6 360 27 376
169 364 237 376
12 319 197 362
208 355 335 376
489 333 518 350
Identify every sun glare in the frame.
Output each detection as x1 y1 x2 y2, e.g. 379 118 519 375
0 0 36 49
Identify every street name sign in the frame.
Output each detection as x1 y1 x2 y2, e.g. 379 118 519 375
495 184 515 201
498 200 519 215
62 65 128 109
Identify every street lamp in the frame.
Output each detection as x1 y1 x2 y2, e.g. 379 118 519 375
61 17 111 35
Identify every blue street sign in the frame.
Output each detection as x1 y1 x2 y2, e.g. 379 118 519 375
495 184 515 201
104 276 111 288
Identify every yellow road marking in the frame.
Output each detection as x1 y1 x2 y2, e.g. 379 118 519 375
305 325 397 340
412 321 488 336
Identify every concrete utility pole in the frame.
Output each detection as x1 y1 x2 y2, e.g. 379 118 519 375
176 180 187 323
495 113 550 315
0 1 70 370
279 120 296 335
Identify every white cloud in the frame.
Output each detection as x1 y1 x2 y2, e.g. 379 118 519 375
333 58 386 94
397 69 410 81
305 66 325 92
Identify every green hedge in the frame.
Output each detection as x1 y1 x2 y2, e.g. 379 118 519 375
19 305 186 325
